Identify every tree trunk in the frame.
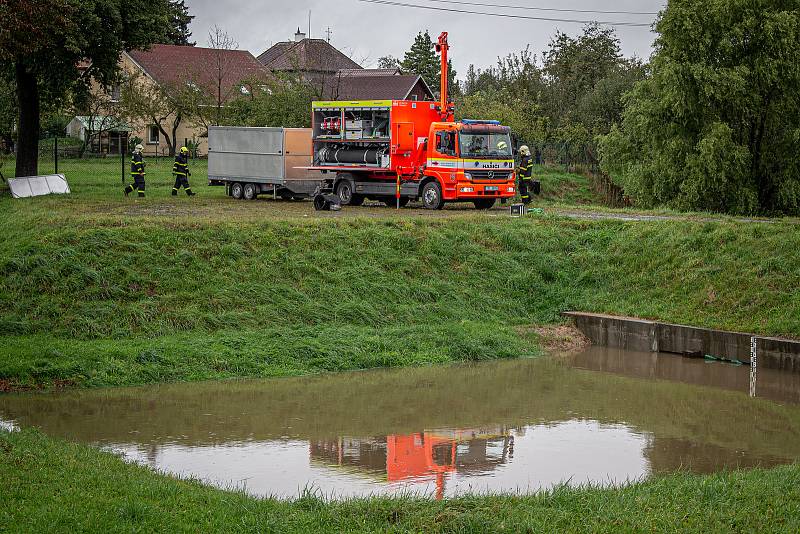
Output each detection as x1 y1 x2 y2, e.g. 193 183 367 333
170 114 182 157
15 60 40 178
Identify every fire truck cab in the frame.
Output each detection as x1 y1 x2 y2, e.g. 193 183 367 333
422 119 516 209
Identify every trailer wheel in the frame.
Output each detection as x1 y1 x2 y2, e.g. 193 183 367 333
473 198 496 210
231 182 244 199
243 183 258 200
421 181 444 210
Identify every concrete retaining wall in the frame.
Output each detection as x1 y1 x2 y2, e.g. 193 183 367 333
563 312 800 372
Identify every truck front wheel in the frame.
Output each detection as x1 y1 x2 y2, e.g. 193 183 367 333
421 182 444 210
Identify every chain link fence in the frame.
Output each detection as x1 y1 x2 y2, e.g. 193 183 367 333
1 137 204 195
528 141 628 208
2 136 627 206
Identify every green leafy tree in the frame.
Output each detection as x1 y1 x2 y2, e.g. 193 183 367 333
224 75 316 128
120 70 205 156
0 0 171 177
377 56 400 70
600 0 800 215
401 31 441 93
0 75 16 152
457 88 545 146
542 24 626 133
163 0 195 46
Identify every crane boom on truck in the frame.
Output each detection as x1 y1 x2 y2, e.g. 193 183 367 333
208 32 517 210
309 32 516 210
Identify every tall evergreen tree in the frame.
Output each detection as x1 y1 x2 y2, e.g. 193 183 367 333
401 31 440 93
164 0 195 46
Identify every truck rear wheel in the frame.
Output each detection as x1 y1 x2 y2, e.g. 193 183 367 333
473 198 496 210
335 178 364 206
421 181 444 210
243 183 258 200
230 182 244 199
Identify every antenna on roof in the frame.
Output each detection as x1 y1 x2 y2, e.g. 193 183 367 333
308 10 311 38
325 27 332 43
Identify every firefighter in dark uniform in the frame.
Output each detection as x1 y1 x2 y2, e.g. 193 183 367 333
124 144 146 197
517 145 534 205
172 146 195 196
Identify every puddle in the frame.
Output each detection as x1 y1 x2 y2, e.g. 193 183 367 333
2 348 800 499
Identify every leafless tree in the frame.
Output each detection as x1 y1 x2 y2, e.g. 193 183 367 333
207 25 238 126
74 85 125 157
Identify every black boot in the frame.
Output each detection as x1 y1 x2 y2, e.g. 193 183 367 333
186 188 196 197
172 188 178 196
138 191 145 198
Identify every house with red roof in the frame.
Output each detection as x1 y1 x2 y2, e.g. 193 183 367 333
120 44 268 156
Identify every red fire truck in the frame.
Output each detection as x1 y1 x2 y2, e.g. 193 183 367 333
309 32 517 210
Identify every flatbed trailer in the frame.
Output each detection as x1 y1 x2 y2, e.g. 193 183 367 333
207 126 322 200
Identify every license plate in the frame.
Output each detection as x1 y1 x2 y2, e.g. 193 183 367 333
485 186 499 191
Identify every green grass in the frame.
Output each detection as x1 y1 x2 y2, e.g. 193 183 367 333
2 428 799 533
0 160 798 390
1 158 799 531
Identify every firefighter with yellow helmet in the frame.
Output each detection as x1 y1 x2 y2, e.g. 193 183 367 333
517 145 535 204
172 146 195 196
124 144 146 197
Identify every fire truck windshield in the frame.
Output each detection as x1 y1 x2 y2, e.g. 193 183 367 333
459 132 513 158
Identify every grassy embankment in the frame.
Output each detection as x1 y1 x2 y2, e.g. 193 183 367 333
0 158 798 390
1 158 800 531
2 428 799 532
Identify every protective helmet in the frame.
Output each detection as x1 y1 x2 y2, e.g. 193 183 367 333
180 146 189 155
519 145 531 157
497 140 508 151
134 144 144 153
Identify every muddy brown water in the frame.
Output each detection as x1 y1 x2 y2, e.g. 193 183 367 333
2 347 800 499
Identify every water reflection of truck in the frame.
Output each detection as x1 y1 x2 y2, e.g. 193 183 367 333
208 32 517 210
310 428 514 500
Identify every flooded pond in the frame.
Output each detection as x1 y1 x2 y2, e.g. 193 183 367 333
2 347 800 499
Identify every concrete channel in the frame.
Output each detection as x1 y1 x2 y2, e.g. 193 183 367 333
564 312 800 372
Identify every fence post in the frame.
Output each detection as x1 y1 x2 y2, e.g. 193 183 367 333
121 143 125 184
54 136 58 174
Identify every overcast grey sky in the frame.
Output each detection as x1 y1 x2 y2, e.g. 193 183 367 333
186 0 667 75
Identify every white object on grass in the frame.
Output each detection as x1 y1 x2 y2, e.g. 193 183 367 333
8 174 71 198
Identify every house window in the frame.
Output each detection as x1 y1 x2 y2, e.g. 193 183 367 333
148 125 160 145
110 85 121 102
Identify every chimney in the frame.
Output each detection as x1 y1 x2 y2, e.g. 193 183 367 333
294 27 306 42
